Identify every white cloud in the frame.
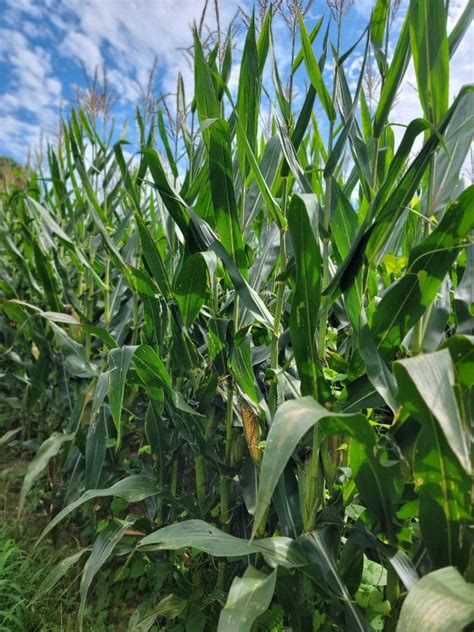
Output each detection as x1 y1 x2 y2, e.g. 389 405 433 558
60 31 103 71
0 26 62 158
56 0 244 98
0 0 472 166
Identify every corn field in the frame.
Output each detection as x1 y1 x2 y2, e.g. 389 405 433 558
1 0 473 630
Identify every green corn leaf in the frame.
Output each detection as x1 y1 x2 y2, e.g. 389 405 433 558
394 352 471 569
395 350 470 473
440 334 474 425
280 85 316 178
300 531 371 631
325 88 474 300
252 397 400 540
236 14 260 176
174 253 207 327
85 414 106 491
208 118 246 271
79 518 134 629
0 427 21 447
409 0 449 124
133 344 172 392
38 476 159 543
33 549 90 601
371 0 389 72
193 30 220 124
330 181 363 330
288 194 322 398
127 595 186 632
157 109 178 178
138 519 308 568
448 0 474 57
291 17 323 74
19 431 76 514
32 238 62 312
189 212 275 329
143 148 195 247
218 567 277 632
358 315 398 413
229 336 259 404
370 186 474 357
324 28 370 178
245 136 281 227
234 118 286 229
374 14 411 138
108 346 137 448
50 322 98 378
397 567 474 632
454 245 474 335
298 14 336 122
431 89 474 215
359 88 372 141
275 117 313 193
135 214 172 299
256 8 271 75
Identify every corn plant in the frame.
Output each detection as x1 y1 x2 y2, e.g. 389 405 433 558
1 0 473 629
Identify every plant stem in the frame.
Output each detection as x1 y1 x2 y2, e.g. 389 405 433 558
269 180 288 417
318 21 342 362
413 154 437 353
195 454 206 509
217 380 233 591
220 379 233 527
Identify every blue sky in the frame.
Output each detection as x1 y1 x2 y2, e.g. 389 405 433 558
0 0 472 164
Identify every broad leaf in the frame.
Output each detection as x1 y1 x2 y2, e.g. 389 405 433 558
253 397 400 541
138 519 309 568
19 431 75 513
174 253 207 327
39 476 159 542
409 0 449 123
288 194 321 398
218 567 277 632
79 518 134 627
397 567 474 632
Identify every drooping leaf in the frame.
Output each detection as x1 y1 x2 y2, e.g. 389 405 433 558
397 567 474 632
33 549 89 601
454 245 474 335
138 519 309 568
301 531 371 631
38 476 159 542
395 351 471 569
218 567 277 632
253 397 400 540
431 89 474 215
79 518 134 628
19 431 76 513
50 322 98 378
127 595 186 632
395 349 470 473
